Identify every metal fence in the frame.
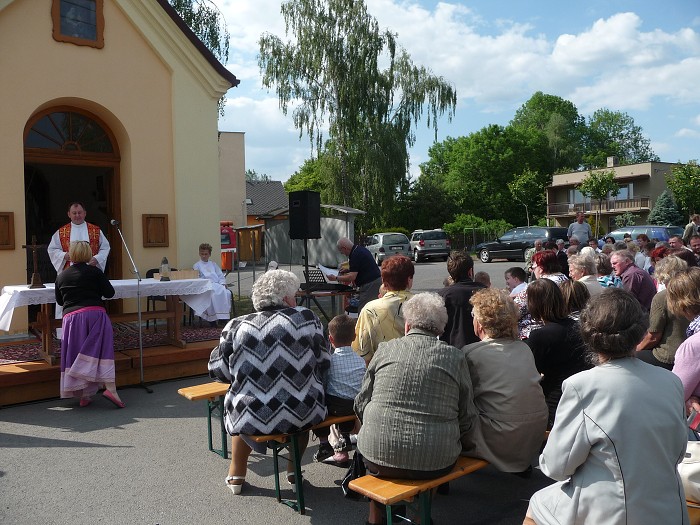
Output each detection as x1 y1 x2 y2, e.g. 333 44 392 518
449 227 510 253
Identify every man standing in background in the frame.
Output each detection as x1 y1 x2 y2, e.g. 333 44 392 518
567 212 593 243
683 214 700 244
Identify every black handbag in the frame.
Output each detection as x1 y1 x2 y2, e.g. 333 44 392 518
341 451 366 499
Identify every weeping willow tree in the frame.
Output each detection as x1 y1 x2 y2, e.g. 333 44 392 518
169 0 230 115
258 0 456 227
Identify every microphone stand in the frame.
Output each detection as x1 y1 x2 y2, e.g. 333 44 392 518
113 221 153 394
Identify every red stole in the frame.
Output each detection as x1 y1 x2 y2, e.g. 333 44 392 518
58 223 101 269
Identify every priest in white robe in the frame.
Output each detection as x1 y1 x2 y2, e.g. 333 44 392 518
193 243 231 323
47 202 110 337
48 202 110 273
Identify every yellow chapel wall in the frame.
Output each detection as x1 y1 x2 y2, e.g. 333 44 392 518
0 0 228 332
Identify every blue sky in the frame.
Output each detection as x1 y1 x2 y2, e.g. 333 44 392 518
214 0 700 181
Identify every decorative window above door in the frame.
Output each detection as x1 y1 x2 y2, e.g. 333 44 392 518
25 111 115 155
52 0 104 49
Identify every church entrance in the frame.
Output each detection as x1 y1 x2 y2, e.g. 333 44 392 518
23 108 122 317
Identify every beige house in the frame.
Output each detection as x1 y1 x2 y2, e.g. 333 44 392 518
218 131 246 226
0 0 239 333
547 159 677 231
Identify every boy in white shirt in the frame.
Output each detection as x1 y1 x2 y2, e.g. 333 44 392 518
313 314 366 464
193 243 231 325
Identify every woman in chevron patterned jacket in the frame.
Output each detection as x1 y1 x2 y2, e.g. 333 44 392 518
208 269 331 495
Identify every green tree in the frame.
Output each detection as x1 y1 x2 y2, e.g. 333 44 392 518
508 168 548 226
648 189 685 226
510 92 585 172
667 160 700 216
169 0 230 115
424 125 549 225
582 109 659 168
258 0 456 228
578 169 620 238
245 169 272 182
393 173 457 233
614 211 640 229
283 157 330 195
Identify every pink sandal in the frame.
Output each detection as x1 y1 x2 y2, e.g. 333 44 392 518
102 390 125 408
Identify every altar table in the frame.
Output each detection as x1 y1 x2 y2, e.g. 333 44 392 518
0 278 213 364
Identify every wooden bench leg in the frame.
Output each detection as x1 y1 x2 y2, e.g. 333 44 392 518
206 396 229 459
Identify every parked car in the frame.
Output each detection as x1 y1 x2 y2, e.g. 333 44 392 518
600 225 684 245
410 229 451 262
476 226 569 263
365 232 411 265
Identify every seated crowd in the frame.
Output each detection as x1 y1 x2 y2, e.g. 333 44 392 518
207 229 700 524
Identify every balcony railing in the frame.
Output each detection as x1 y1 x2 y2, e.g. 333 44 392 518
548 196 650 216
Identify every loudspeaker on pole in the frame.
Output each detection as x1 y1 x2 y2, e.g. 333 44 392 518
288 190 321 239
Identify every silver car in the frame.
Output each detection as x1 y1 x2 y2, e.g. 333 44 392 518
410 229 450 262
365 232 411 265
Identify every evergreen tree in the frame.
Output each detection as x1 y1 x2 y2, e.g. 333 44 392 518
648 189 684 226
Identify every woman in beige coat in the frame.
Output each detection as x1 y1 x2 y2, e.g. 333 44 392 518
525 289 688 525
461 288 548 472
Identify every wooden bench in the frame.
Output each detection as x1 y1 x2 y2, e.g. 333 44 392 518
349 455 490 525
178 381 230 458
178 381 356 514
249 414 357 515
689 501 700 525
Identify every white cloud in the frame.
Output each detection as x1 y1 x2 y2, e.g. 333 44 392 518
212 1 700 179
676 128 700 138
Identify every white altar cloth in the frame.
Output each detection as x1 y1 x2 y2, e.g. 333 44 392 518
0 278 213 331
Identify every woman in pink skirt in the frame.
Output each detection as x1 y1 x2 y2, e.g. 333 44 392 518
55 240 123 408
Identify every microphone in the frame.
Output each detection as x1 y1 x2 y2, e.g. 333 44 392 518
110 219 119 226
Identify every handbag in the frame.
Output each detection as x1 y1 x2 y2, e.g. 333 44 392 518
341 450 366 500
679 441 700 503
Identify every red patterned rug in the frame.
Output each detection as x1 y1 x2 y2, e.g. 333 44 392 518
0 322 222 365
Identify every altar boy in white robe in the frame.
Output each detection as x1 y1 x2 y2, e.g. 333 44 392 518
193 243 231 325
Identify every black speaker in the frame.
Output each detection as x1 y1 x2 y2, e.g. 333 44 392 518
289 191 321 239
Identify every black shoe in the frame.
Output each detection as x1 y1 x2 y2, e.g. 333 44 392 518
313 442 335 462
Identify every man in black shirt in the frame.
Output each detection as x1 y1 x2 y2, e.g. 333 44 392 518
328 237 381 313
437 251 486 348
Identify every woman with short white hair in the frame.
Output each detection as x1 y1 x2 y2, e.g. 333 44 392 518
209 269 330 495
567 254 603 297
355 292 476 525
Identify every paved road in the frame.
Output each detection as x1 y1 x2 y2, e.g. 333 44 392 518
0 375 551 525
226 258 523 298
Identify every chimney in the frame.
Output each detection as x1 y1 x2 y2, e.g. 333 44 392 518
607 156 619 168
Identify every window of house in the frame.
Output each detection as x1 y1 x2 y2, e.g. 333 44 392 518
616 183 633 201
568 189 591 206
52 0 104 49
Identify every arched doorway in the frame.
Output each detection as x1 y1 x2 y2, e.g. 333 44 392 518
23 107 122 288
